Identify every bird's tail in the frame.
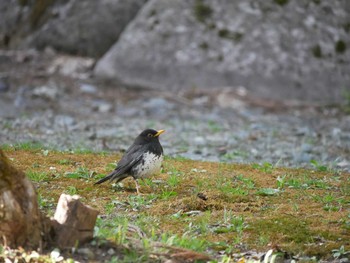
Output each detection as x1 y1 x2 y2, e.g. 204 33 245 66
94 170 129 185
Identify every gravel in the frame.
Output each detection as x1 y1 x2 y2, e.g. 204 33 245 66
0 51 349 172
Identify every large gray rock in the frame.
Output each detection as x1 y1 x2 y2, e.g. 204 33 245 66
1 0 146 57
0 0 30 47
95 0 350 103
25 0 147 57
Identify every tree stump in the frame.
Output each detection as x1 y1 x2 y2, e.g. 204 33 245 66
0 149 42 248
0 149 99 249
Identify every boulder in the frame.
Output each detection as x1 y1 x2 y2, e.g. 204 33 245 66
94 0 350 103
1 0 147 57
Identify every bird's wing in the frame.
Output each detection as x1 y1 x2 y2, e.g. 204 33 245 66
94 144 145 184
113 144 145 176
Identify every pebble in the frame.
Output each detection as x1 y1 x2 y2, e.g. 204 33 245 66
107 248 115 255
1 84 350 172
143 97 174 117
32 85 59 100
77 248 94 259
54 115 75 127
301 143 312 153
337 160 349 168
79 83 97 94
91 100 113 113
295 127 310 136
117 106 139 117
194 136 205 146
294 152 313 163
0 78 9 92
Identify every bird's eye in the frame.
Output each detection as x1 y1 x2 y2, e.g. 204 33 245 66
147 133 153 137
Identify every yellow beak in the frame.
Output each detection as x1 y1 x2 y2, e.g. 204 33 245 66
155 130 165 137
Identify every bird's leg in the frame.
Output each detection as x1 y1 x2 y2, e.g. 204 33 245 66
134 179 141 195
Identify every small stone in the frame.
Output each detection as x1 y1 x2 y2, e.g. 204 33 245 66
0 78 9 92
55 115 75 127
250 148 258 156
301 144 312 153
192 96 209 106
92 100 112 113
337 160 349 168
194 136 205 146
14 86 30 108
50 249 64 262
79 83 97 94
96 128 118 138
295 127 310 136
107 248 115 255
32 85 59 100
332 128 341 138
143 98 174 114
77 248 94 259
43 46 57 56
117 106 139 117
88 132 97 140
294 153 312 163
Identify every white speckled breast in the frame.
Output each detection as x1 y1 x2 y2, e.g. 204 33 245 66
132 152 163 179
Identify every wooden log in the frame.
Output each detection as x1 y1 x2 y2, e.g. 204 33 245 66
52 194 99 248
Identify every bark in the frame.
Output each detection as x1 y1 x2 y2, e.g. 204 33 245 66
52 194 99 247
0 149 42 248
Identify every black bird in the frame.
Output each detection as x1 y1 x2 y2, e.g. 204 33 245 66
95 129 165 194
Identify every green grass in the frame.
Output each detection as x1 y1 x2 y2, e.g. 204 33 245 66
252 162 275 173
26 170 50 182
64 166 94 180
64 186 78 195
3 148 350 262
57 159 74 165
2 141 46 151
159 189 178 200
277 173 332 190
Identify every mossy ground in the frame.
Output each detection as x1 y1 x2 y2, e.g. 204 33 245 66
3 147 350 261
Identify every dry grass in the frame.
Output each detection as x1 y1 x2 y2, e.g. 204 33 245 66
3 147 350 261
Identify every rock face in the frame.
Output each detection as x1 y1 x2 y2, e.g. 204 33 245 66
94 0 350 103
1 0 146 57
0 149 42 248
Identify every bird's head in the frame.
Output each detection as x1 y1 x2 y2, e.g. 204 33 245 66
136 129 165 143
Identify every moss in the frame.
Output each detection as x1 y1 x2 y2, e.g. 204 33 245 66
250 216 313 245
217 54 224 62
207 23 216 30
148 9 157 17
335 40 347 54
193 0 213 23
218 29 230 38
29 0 55 28
232 32 243 42
273 0 289 6
343 23 350 33
199 42 209 50
17 0 28 6
312 44 322 58
218 29 244 42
